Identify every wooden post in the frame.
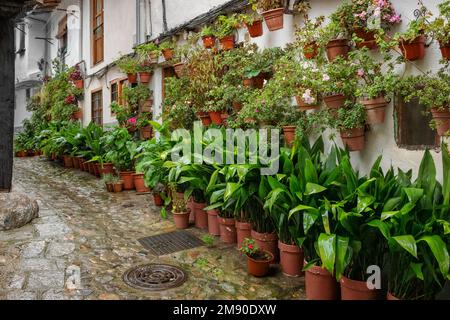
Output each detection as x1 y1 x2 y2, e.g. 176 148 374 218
0 18 15 192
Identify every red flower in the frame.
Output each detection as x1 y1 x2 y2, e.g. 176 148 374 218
248 244 254 250
64 95 76 105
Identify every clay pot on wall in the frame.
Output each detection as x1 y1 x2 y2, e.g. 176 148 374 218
202 36 216 49
362 96 388 125
219 35 235 51
430 107 450 136
399 35 426 61
139 72 152 84
262 8 284 31
354 28 377 50
162 48 174 61
208 111 224 125
439 41 450 60
303 42 319 59
127 73 138 84
326 39 350 61
340 127 365 152
282 126 296 147
245 20 263 38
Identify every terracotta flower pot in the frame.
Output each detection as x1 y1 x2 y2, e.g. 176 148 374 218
173 212 190 229
278 241 304 277
76 157 84 170
251 230 279 263
82 161 89 172
431 108 450 136
305 264 339 300
340 127 365 152
283 126 296 147
88 162 95 175
173 62 186 77
232 101 242 112
141 126 153 140
245 20 263 38
153 193 164 207
387 292 400 300
127 73 138 84
162 48 174 61
235 221 252 249
323 94 346 110
133 173 150 193
113 182 123 193
74 79 84 89
354 28 377 50
399 35 426 61
208 111 223 125
72 109 82 120
63 155 73 168
303 42 319 59
262 8 284 31
295 96 319 111
207 209 221 236
202 35 216 49
362 96 388 125
94 163 102 177
199 113 212 126
15 151 27 157
326 38 350 61
186 198 195 223
99 163 115 176
72 157 80 169
247 251 274 277
119 171 135 190
340 276 381 300
439 42 450 60
139 72 152 84
219 35 235 51
218 217 237 244
243 78 253 87
192 201 208 230
105 182 114 193
252 75 264 89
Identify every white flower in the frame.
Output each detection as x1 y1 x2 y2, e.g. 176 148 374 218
323 74 330 81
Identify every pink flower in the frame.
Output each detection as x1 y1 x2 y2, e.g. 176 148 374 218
323 74 330 81
255 108 260 113
389 14 401 24
357 69 365 77
127 117 137 125
302 89 315 105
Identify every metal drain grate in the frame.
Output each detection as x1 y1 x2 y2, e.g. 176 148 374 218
138 230 204 256
123 264 187 291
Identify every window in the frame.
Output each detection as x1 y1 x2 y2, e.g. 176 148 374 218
26 88 31 102
110 78 126 104
56 15 68 65
91 89 103 126
91 0 104 65
16 23 26 55
395 96 439 150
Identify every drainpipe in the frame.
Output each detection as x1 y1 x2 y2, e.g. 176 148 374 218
162 0 167 32
79 0 83 64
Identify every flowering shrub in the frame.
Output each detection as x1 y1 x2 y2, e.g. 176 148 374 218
69 66 82 81
64 95 77 105
351 0 401 30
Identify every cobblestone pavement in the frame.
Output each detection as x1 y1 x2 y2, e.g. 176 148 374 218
0 157 305 300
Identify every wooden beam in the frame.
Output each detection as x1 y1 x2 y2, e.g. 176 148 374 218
0 18 15 191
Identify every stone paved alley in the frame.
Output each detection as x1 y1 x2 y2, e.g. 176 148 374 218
0 157 305 300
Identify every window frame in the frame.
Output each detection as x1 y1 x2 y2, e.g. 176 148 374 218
91 88 103 126
91 0 104 66
110 77 127 115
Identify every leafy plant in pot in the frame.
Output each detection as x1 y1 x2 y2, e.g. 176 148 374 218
69 65 84 89
102 173 115 193
160 39 175 61
334 101 367 152
427 0 450 60
170 185 191 229
116 55 139 83
238 12 263 38
240 238 273 277
318 6 351 62
249 0 285 32
294 16 325 59
111 175 124 193
135 42 160 64
200 25 216 49
214 14 239 51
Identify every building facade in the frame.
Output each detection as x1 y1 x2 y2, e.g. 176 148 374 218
14 0 448 181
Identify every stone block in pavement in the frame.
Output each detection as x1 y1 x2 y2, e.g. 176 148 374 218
0 192 39 231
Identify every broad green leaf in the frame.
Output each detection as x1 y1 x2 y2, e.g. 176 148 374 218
224 183 239 201
318 233 336 275
305 183 327 195
417 150 436 201
442 142 450 205
367 219 390 240
410 262 424 280
303 210 320 234
288 204 318 219
392 235 417 258
381 211 400 221
304 159 318 184
335 236 351 281
382 197 402 212
404 188 424 204
418 235 449 278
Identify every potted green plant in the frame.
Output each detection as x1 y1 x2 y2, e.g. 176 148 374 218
135 42 160 64
279 108 302 147
335 102 367 152
102 173 114 192
116 55 139 83
123 84 151 114
170 185 191 229
250 0 285 32
200 25 216 49
137 62 154 84
294 16 325 59
428 0 450 60
111 175 124 193
69 65 84 89
238 12 263 38
160 39 175 60
240 238 274 277
214 14 239 51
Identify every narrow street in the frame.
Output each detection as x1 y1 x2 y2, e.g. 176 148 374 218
0 157 305 300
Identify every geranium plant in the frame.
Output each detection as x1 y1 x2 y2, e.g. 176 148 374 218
116 55 139 74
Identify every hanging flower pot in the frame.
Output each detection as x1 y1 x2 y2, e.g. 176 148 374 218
219 35 235 51
399 35 426 61
148 51 159 64
208 111 224 125
262 8 284 31
71 109 82 120
326 39 350 61
278 242 304 277
303 42 319 59
251 230 279 263
193 201 208 230
119 171 135 190
305 264 339 300
236 221 252 249
252 75 264 89
282 126 296 147
340 127 365 152
207 209 220 236
162 48 174 61
218 217 237 244
295 96 319 111
202 35 216 49
139 72 152 84
245 20 263 38
153 193 164 207
141 126 153 140
113 182 124 193
430 107 450 136
340 276 381 300
354 28 377 50
232 101 242 112
173 62 187 77
361 96 388 125
74 79 84 89
243 78 253 87
127 73 138 84
173 212 190 229
246 251 274 277
323 94 346 110
197 112 212 126
133 173 150 193
439 41 450 60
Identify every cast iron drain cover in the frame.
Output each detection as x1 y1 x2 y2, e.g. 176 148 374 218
138 230 204 256
123 264 187 291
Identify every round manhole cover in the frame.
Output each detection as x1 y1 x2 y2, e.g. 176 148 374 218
123 264 187 291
